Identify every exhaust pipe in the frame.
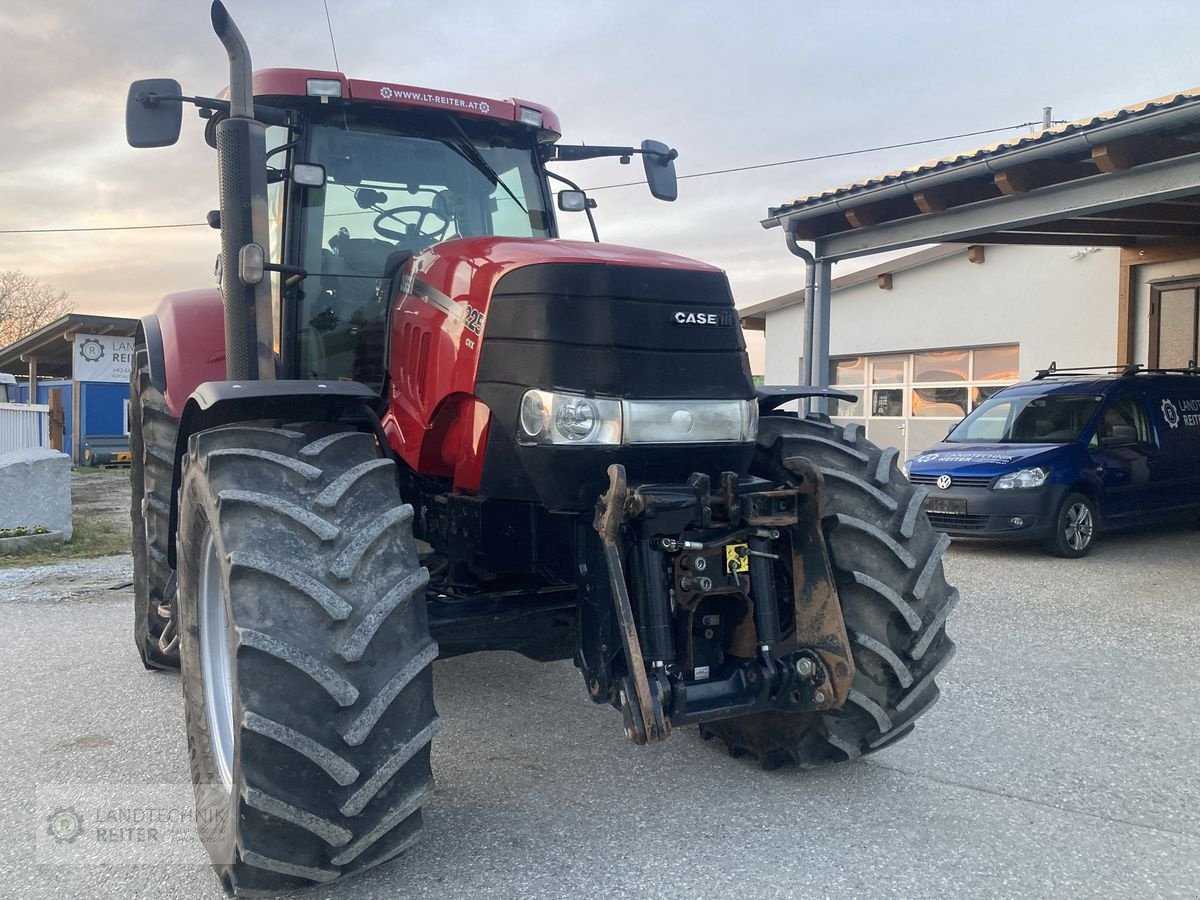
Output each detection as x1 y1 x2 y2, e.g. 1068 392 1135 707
210 1 274 381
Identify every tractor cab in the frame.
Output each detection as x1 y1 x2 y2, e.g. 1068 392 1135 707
261 89 557 382
129 67 678 386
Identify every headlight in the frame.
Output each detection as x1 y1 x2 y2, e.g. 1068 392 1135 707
517 390 756 446
519 390 622 445
625 398 756 444
993 466 1049 490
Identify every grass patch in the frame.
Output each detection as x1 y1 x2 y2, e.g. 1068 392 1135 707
0 515 130 568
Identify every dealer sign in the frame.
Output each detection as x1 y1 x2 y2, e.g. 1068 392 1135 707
73 334 136 384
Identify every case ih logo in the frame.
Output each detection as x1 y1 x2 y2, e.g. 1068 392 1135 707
673 311 732 327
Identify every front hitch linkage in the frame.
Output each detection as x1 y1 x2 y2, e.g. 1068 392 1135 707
595 464 670 745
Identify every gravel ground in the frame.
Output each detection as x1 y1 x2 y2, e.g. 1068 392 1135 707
0 525 1197 899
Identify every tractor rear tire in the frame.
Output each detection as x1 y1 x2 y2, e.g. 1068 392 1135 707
176 424 438 895
700 415 958 769
129 347 180 670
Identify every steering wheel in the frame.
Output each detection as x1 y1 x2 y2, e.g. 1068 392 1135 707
372 205 450 243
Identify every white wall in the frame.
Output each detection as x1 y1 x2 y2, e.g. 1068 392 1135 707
764 244 1119 383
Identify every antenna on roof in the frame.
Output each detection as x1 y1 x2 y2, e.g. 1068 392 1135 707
321 0 341 72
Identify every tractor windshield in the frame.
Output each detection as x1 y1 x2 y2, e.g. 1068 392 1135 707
293 112 550 381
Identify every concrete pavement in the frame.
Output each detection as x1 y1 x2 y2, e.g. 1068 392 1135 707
1 524 1197 899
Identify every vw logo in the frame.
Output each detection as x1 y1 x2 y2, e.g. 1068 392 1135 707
936 474 952 490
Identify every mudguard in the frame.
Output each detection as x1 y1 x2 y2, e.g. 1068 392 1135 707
165 379 380 566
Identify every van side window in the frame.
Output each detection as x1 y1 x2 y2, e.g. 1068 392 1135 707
1095 393 1151 447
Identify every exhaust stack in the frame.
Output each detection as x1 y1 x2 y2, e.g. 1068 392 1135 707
210 0 274 381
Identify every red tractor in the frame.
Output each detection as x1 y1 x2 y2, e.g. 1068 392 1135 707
126 3 957 894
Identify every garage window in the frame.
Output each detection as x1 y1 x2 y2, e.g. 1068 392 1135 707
829 344 1019 458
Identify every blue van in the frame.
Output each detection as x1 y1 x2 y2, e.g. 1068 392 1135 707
905 366 1200 557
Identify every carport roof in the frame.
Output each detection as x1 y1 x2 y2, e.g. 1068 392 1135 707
0 314 138 378
762 87 1200 261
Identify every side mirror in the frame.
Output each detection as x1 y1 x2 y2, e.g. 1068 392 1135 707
641 139 678 202
557 190 596 212
126 79 183 148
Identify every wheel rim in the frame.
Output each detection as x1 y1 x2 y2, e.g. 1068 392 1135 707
198 528 235 791
1064 502 1094 551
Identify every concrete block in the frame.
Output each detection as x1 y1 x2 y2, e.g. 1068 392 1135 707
0 448 73 539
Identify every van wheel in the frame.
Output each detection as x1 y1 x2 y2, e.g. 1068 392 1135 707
1046 492 1096 558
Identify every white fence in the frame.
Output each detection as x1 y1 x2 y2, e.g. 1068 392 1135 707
0 402 50 455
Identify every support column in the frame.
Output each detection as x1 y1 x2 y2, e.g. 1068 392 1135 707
809 257 834 415
26 356 37 404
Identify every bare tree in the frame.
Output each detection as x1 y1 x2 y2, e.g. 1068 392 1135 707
0 271 71 346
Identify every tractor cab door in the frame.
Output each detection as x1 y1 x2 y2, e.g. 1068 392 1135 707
282 110 552 387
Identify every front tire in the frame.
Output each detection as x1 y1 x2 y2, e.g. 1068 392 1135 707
177 424 438 895
1045 491 1096 558
700 416 958 768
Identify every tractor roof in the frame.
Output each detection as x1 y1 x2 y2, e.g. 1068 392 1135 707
246 68 562 139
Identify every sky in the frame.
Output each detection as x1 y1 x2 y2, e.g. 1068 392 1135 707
1 0 1199 322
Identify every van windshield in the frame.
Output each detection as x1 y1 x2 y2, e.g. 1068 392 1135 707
946 393 1102 443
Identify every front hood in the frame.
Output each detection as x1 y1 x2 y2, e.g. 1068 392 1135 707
908 442 1066 476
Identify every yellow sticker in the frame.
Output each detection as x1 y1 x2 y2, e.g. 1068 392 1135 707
725 543 750 573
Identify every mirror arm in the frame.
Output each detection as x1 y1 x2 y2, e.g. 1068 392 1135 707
551 144 678 164
263 262 308 291
135 90 292 128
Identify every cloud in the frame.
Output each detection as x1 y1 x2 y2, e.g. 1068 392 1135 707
2 0 1199 325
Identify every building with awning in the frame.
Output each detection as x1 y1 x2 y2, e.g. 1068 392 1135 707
746 88 1200 457
0 314 139 462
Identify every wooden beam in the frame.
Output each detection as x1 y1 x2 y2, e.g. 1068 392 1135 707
912 180 1000 213
789 213 847 242
994 160 1096 195
877 273 893 290
1092 136 1200 174
1117 249 1137 366
967 245 985 264
740 315 765 332
843 197 917 230
48 389 64 451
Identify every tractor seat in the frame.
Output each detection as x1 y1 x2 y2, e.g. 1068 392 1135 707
335 238 395 276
